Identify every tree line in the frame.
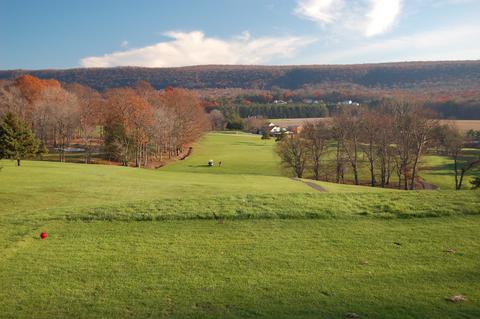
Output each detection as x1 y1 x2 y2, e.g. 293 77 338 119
0 76 208 167
237 103 328 119
276 98 480 190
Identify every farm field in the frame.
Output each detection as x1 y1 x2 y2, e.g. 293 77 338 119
0 132 479 318
270 118 480 132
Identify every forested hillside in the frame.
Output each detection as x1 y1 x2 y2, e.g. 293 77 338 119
2 61 480 119
1 61 479 91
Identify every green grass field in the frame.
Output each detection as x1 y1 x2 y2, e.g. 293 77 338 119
1 132 479 318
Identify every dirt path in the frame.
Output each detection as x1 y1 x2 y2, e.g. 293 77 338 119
418 179 439 190
290 178 327 192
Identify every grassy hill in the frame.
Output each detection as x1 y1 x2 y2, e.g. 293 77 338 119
162 132 283 176
0 132 479 318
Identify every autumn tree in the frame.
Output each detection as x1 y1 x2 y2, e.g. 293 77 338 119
14 75 61 123
104 88 154 167
160 88 208 158
66 84 102 163
0 83 28 118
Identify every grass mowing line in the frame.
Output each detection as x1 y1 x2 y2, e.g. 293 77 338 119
2 191 477 224
290 178 327 192
0 159 315 216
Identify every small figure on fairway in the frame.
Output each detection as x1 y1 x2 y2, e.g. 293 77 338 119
208 159 214 167
219 161 222 167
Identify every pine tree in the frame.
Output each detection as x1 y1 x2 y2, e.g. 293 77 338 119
0 112 41 166
261 130 271 140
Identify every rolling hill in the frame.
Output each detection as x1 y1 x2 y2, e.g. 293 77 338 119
1 60 480 91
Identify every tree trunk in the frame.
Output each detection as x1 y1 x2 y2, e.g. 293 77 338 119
352 139 359 185
410 146 423 190
335 142 342 183
401 161 408 190
454 157 459 190
313 155 320 180
386 157 392 185
458 168 466 190
369 160 376 187
352 164 359 185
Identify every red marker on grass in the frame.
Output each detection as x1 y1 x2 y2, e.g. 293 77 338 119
40 232 47 239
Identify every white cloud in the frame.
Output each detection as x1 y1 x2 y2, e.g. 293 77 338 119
81 31 315 67
431 0 476 5
294 0 343 24
120 40 129 48
365 0 402 37
318 24 480 63
294 0 402 37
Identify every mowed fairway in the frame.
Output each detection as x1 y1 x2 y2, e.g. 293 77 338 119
0 132 314 217
162 132 283 176
1 132 480 318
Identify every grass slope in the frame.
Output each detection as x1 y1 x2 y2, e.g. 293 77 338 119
0 132 479 318
0 160 311 217
162 132 283 176
423 150 480 190
1 218 479 318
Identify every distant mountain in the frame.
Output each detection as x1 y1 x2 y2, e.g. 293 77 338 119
1 61 479 91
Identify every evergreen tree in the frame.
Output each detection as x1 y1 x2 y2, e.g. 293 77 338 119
0 112 41 166
275 131 287 142
261 130 271 140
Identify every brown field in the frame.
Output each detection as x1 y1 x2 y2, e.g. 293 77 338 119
438 120 480 131
271 118 480 131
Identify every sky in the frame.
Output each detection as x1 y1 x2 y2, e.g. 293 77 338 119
0 0 479 69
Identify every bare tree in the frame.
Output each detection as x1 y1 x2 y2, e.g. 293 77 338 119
208 110 227 131
332 106 364 185
276 134 309 178
359 110 378 186
389 98 439 189
244 116 266 134
34 87 80 162
375 112 394 187
330 121 346 184
301 120 330 180
439 124 480 190
409 109 438 190
66 84 102 164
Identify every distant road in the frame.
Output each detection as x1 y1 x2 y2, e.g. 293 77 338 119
271 118 480 131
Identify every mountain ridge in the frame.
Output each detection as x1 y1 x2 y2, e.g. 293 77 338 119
1 60 480 91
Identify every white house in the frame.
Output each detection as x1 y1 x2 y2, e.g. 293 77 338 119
268 123 288 135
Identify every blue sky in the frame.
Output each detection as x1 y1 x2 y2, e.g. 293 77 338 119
1 0 479 69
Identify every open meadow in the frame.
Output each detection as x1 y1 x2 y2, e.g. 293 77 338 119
1 132 479 318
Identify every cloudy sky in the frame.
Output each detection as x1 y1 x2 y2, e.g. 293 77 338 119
0 0 479 69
